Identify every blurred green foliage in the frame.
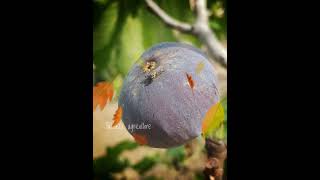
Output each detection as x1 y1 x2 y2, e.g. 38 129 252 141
93 140 139 179
93 0 226 84
93 141 189 179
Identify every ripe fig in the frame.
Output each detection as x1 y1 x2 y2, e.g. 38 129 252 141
119 42 220 148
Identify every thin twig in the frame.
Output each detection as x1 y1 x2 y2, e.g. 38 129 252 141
145 0 227 68
145 0 192 33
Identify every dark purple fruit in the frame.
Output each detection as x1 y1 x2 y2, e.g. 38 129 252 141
119 42 220 148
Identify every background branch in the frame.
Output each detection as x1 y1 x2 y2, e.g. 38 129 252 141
145 0 227 68
145 0 192 33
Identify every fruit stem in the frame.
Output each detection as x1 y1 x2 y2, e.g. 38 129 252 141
203 138 227 180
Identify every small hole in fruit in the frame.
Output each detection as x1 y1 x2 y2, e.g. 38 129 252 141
142 60 157 73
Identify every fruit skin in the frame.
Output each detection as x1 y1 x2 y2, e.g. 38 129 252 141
119 42 220 148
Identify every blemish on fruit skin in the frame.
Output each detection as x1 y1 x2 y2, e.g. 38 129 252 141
141 65 165 86
150 71 157 79
195 61 205 74
141 75 153 86
142 60 157 73
186 73 195 93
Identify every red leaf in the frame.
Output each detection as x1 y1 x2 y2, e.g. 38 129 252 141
93 82 114 110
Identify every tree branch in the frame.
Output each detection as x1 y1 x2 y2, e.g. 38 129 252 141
145 0 227 68
193 0 227 68
145 0 193 33
194 0 209 25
